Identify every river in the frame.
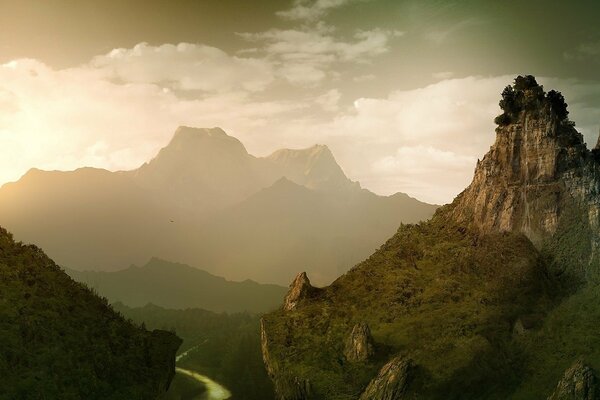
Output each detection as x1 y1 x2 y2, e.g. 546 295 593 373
175 367 232 400
175 342 232 400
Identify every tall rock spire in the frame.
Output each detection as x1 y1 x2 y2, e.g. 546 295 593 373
449 75 600 281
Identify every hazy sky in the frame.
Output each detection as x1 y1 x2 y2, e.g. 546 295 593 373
1 0 599 203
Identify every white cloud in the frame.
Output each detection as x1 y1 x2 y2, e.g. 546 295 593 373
0 56 302 186
353 73 375 82
315 89 341 112
302 76 510 203
91 42 275 92
317 76 600 204
240 25 396 86
372 146 477 204
1 48 598 206
277 0 355 21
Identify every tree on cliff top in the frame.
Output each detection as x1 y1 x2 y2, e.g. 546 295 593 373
495 75 570 126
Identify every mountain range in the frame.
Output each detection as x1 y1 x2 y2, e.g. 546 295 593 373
66 258 286 313
261 76 600 399
0 127 436 285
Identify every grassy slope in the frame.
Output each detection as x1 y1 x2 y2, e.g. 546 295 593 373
513 283 600 399
0 227 181 400
263 209 557 399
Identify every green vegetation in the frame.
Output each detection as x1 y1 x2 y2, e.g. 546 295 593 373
495 75 569 126
513 283 600 398
263 208 560 399
0 227 181 399
114 303 274 400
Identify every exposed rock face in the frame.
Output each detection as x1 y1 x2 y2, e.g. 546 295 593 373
548 361 596 400
344 322 375 362
283 272 316 311
261 318 276 377
261 318 311 400
449 81 600 280
359 356 412 400
451 108 589 237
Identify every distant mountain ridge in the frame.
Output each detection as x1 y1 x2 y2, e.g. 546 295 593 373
127 126 360 212
66 258 287 313
0 126 437 285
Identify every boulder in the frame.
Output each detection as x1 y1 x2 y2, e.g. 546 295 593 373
548 360 596 400
360 356 412 400
344 322 375 362
283 272 315 311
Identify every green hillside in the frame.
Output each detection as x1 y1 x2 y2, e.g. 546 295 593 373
0 227 181 399
262 210 557 399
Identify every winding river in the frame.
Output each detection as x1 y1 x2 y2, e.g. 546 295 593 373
175 342 232 400
176 367 232 400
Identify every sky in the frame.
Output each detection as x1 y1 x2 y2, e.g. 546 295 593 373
0 0 599 204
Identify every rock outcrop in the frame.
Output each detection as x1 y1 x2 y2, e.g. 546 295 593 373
283 272 317 311
344 322 375 362
548 361 596 400
359 356 412 400
449 76 600 280
274 377 311 400
261 318 311 400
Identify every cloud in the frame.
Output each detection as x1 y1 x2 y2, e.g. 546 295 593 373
353 74 375 82
315 89 341 112
277 0 355 21
240 25 397 85
315 76 509 203
0 56 303 187
372 146 477 204
91 42 275 92
1 47 598 206
275 76 600 204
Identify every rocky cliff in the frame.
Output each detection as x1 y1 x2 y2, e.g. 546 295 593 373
450 77 600 281
283 272 320 311
261 76 600 399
